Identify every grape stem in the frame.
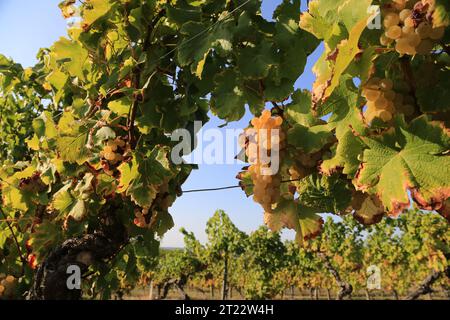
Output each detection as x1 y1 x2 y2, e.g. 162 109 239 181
0 207 27 274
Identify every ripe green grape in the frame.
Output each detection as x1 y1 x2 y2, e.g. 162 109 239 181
380 34 394 46
104 151 116 161
363 77 405 123
386 25 402 39
399 9 412 22
380 0 445 56
404 17 415 28
245 110 285 212
384 13 400 28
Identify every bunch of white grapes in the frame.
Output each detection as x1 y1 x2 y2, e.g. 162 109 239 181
101 138 126 164
133 181 174 228
363 77 416 122
380 0 446 55
241 110 285 212
0 274 16 298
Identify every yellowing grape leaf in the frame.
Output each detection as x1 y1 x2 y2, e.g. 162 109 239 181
26 134 40 151
82 0 113 27
118 148 174 207
0 167 36 212
321 17 368 101
32 111 58 139
264 199 323 245
117 159 139 193
356 116 450 215
52 185 74 213
51 37 89 81
351 192 384 225
56 132 90 165
301 0 375 103
108 97 132 116
68 199 87 221
432 0 450 28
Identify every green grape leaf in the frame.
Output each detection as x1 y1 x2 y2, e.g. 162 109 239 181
296 173 352 214
355 116 450 214
318 75 367 139
81 0 113 27
322 17 369 101
56 132 90 165
118 158 139 193
0 167 36 212
237 169 254 197
108 97 132 116
210 69 246 121
287 123 333 154
177 20 233 76
119 147 174 207
52 184 74 213
320 129 364 177
26 135 40 151
166 2 202 26
51 37 89 81
153 212 175 237
32 111 58 139
237 42 277 79
433 0 450 28
29 221 63 260
416 68 450 113
46 69 68 91
285 90 319 127
301 0 374 103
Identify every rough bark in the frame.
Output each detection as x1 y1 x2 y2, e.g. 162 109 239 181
176 283 190 300
406 267 449 300
27 209 127 300
393 289 399 300
221 253 228 300
317 252 353 300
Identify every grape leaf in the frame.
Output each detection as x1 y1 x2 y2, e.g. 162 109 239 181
355 116 450 214
81 0 113 27
296 173 352 214
51 37 89 81
264 199 323 245
351 192 384 225
320 129 364 177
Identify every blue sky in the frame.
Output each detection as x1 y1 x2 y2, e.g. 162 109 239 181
0 0 321 247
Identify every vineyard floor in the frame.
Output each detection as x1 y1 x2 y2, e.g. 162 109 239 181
126 287 450 301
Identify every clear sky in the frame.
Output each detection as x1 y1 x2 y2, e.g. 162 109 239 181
0 0 321 247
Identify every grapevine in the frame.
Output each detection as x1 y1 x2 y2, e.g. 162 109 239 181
0 0 449 300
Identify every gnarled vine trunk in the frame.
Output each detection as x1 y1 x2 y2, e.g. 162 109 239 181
317 252 353 300
27 209 127 300
406 266 449 300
